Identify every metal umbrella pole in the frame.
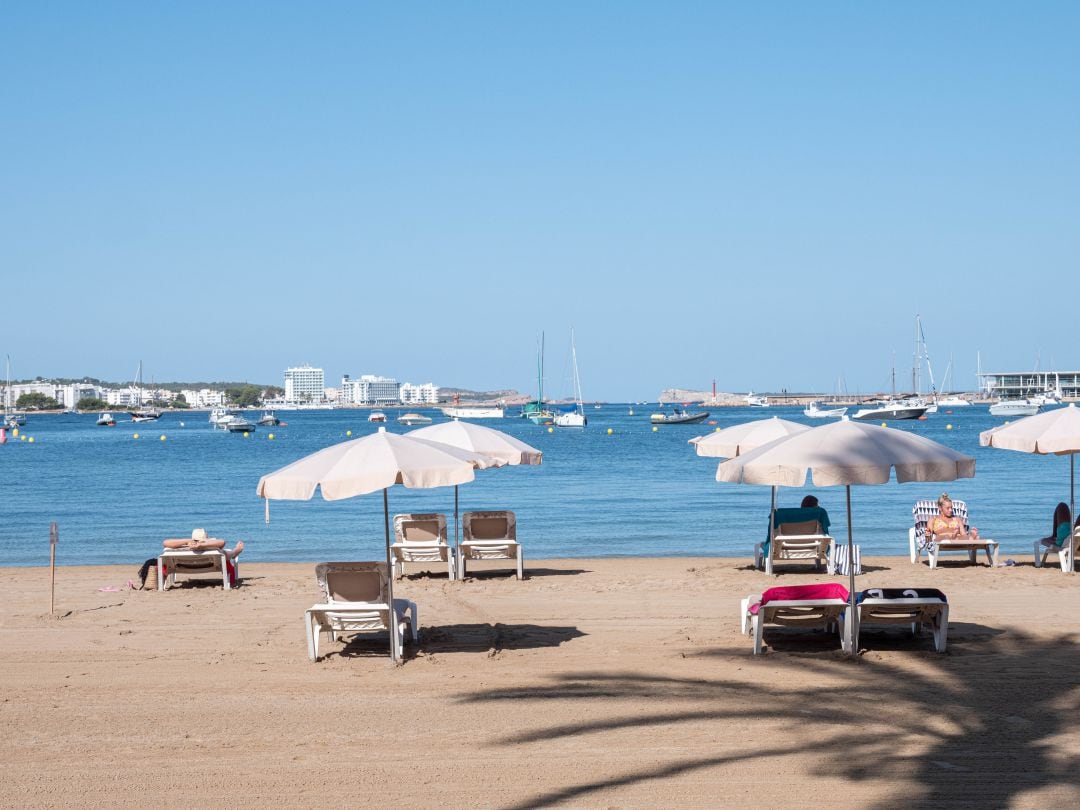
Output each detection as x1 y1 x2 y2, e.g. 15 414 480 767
383 488 398 663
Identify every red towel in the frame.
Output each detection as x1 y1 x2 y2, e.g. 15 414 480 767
750 583 850 614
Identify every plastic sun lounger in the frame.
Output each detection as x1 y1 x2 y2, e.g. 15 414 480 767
855 588 949 653
1034 526 1078 573
754 518 835 575
908 499 999 569
305 562 418 663
740 583 851 655
157 548 236 591
459 510 524 580
391 512 456 580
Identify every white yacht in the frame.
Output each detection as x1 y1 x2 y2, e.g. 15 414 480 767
936 394 971 408
745 392 769 407
989 400 1040 417
852 400 928 421
368 410 387 423
553 328 588 428
397 413 432 426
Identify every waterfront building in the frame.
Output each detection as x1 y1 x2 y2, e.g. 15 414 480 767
105 387 143 407
180 388 228 408
978 370 1080 400
400 382 439 405
61 383 102 409
284 365 325 405
343 374 401 405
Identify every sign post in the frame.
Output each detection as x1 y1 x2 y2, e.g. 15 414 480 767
49 522 58 614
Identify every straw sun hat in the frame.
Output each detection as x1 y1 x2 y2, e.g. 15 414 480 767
191 528 208 541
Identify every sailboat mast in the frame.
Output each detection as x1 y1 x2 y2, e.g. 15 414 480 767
570 327 583 414
913 315 920 395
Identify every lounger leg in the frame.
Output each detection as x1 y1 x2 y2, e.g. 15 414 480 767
157 557 166 591
408 600 418 642
306 612 319 661
1034 540 1044 568
222 560 230 590
516 550 524 581
840 614 851 654
740 597 750 635
928 549 938 570
752 615 765 655
753 543 763 570
765 556 773 576
935 606 949 652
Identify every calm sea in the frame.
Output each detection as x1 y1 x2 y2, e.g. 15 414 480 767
0 406 1066 567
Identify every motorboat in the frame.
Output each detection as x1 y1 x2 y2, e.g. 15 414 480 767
257 411 281 426
368 410 387 423
209 407 237 429
651 408 710 425
225 417 257 433
96 412 116 426
989 399 1040 417
397 413 433 426
441 405 505 419
803 401 847 419
745 393 769 407
852 400 929 421
936 395 970 408
131 409 161 423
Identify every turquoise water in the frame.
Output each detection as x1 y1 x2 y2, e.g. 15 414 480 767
0 406 1068 566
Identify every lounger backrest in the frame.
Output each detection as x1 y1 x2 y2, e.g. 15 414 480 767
913 500 968 544
316 562 387 604
463 510 516 541
394 513 447 544
776 520 821 537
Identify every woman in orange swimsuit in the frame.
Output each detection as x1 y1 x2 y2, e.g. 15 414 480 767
929 494 978 542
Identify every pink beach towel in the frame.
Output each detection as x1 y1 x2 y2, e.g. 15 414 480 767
749 583 850 614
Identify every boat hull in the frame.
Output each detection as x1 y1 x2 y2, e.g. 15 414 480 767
441 406 505 419
651 411 710 425
989 402 1040 417
852 406 927 421
553 411 587 427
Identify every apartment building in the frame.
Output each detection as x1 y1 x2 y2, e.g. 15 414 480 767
284 365 325 404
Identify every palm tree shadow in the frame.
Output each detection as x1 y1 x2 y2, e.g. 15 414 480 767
457 629 1080 809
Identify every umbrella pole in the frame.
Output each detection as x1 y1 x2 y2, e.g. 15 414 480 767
768 486 776 570
846 485 856 655
383 488 399 664
1071 454 1075 526
455 485 460 576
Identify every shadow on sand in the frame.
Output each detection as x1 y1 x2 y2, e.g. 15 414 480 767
457 626 1080 809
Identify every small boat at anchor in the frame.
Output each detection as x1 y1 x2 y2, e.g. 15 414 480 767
225 418 257 433
803 401 847 419
852 400 928 421
989 399 1040 417
397 413 433 426
96 412 116 426
368 410 387 423
651 408 710 425
257 411 280 426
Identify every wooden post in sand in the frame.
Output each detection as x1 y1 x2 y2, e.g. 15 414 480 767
49 521 58 614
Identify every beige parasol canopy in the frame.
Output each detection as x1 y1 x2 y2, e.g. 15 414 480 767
717 418 975 487
404 420 542 465
716 418 976 652
256 429 504 501
690 416 810 458
256 428 504 662
980 403 1080 523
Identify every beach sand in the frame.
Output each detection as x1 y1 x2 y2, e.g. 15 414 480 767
2 557 1078 808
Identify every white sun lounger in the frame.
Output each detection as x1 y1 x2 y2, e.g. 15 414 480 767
754 518 835 575
392 512 456 580
305 562 418 662
740 584 850 654
157 549 236 591
459 510 524 580
854 588 949 653
909 499 998 568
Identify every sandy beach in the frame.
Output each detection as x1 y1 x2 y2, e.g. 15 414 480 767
2 556 1078 808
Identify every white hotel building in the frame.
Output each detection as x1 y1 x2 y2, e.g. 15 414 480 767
284 365 325 405
400 382 439 405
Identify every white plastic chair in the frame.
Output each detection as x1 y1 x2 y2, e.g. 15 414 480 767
305 562 418 662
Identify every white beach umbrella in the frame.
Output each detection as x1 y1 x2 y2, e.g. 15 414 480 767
690 417 813 544
716 418 975 652
690 416 810 458
256 427 504 661
404 420 542 548
979 403 1080 529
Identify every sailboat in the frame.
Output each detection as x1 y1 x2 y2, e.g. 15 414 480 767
554 329 587 427
4 355 27 429
520 333 555 424
936 355 971 407
130 361 161 422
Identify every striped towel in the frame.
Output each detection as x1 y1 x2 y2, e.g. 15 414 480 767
830 543 862 576
913 499 968 554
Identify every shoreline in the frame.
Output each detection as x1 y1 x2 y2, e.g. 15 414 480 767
4 556 1077 806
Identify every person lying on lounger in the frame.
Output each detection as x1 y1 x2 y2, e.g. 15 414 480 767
163 528 245 560
1038 502 1075 550
929 493 979 542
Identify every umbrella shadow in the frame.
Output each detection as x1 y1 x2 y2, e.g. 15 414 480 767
419 623 586 655
456 629 1080 809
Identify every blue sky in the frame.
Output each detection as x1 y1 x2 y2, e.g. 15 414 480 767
2 2 1077 400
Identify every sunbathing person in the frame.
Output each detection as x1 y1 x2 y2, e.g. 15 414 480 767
929 493 979 542
1038 502 1074 550
164 528 245 560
